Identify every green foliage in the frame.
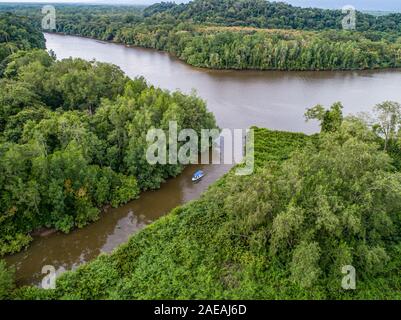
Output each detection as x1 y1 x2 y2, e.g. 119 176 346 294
373 101 401 151
3 4 401 300
3 2 401 71
0 13 45 74
290 241 321 288
253 127 310 167
0 45 217 255
12 285 55 300
0 260 15 300
66 23 401 71
144 0 401 33
305 102 344 133
4 53 128 113
20 120 401 300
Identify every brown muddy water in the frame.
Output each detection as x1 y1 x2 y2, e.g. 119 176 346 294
5 33 401 286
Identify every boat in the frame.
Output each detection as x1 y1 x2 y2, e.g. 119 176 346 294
192 170 205 182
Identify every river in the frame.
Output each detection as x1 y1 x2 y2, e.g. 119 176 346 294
5 33 401 286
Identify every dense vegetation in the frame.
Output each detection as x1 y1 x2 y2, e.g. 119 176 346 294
11 107 401 299
117 27 401 70
2 2 401 301
2 1 401 70
0 13 45 72
0 15 217 256
144 0 401 32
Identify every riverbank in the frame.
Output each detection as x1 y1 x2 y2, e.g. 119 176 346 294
6 33 401 287
1 40 218 283
13 128 313 298
45 23 401 72
14 123 401 300
5 156 230 287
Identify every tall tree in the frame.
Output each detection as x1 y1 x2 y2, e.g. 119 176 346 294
373 101 401 151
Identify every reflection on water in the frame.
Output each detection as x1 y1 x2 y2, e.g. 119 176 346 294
44 33 401 133
5 33 401 286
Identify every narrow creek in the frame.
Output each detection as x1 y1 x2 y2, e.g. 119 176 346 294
5 33 401 286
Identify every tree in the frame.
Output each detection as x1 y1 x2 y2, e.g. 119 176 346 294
267 120 400 287
305 102 343 132
0 40 217 255
0 260 15 299
290 241 321 288
19 121 401 299
373 101 401 151
5 4 401 72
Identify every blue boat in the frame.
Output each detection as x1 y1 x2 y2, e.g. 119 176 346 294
192 170 205 182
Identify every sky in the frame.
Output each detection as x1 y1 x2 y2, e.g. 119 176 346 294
0 0 401 12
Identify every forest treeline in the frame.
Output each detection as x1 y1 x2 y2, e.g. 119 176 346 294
2 1 401 70
11 106 401 299
115 27 401 70
0 14 217 256
5 0 401 32
2 6 401 300
0 13 45 67
144 0 401 32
